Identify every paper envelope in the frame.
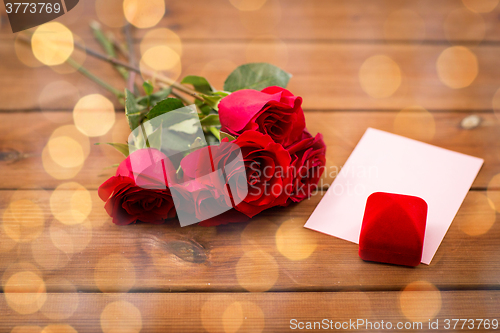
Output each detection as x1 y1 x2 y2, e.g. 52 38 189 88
304 128 484 264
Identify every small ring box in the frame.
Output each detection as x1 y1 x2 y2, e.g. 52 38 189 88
359 192 428 267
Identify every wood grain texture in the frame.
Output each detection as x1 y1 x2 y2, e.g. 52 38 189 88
0 111 497 190
2 39 500 111
1 0 499 42
0 189 498 292
0 291 498 332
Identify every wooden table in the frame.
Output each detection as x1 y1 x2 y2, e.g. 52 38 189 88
1 0 500 331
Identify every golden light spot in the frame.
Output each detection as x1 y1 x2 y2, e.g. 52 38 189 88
49 125 91 160
50 220 92 254
11 326 43 333
94 254 136 293
73 94 116 137
47 136 85 169
491 87 500 121
487 174 500 213
101 301 142 333
245 36 288 68
275 218 317 261
139 53 182 83
201 296 235 333
436 46 478 89
42 145 83 180
50 182 92 225
444 8 485 44
2 200 44 243
140 28 182 57
230 0 267 11
0 228 17 253
123 0 165 29
15 34 42 68
2 263 42 286
5 271 47 315
400 281 441 321
459 192 496 236
96 0 126 28
50 34 87 75
41 324 78 333
241 218 278 253
222 301 265 333
236 250 279 292
359 55 401 98
40 278 78 320
39 81 80 120
383 9 426 41
462 0 499 13
31 22 74 66
393 106 436 141
141 45 180 71
31 232 71 271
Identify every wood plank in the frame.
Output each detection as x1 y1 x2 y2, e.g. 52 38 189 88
2 39 500 111
0 291 498 332
1 0 500 42
0 188 499 292
0 111 497 190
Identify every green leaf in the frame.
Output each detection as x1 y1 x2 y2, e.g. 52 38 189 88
137 88 172 108
220 131 236 142
181 75 214 94
125 89 145 131
146 98 185 120
143 81 154 96
201 94 224 111
199 114 220 127
195 99 213 115
223 63 292 92
95 142 130 157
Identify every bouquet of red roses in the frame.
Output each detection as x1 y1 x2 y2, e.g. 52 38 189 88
98 63 326 227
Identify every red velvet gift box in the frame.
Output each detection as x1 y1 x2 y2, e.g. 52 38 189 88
359 192 428 267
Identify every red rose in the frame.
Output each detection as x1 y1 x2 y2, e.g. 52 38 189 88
181 131 292 219
98 148 177 225
219 86 305 146
286 130 326 203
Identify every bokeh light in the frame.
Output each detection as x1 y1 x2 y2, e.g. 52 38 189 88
39 81 80 120
487 173 500 213
436 46 478 89
459 192 496 236
230 0 267 11
41 324 78 333
245 36 288 68
96 0 126 28
399 281 442 321
393 106 436 141
47 136 85 168
101 301 142 333
141 45 180 72
50 220 92 254
42 145 83 180
123 0 165 29
140 28 183 57
2 200 45 243
50 34 87 75
50 182 92 225
31 22 74 66
49 125 91 164
236 250 279 292
73 94 116 137
383 9 425 41
222 301 265 333
40 278 79 320
359 55 401 98
462 0 499 13
240 218 278 253
444 8 485 45
275 218 317 260
94 254 136 292
4 270 47 315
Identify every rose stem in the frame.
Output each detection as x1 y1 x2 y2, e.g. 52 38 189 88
123 23 138 94
90 21 129 80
